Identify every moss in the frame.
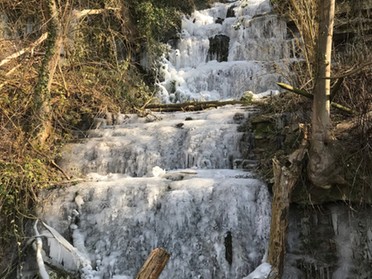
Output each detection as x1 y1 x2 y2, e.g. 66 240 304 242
252 115 275 140
240 91 254 104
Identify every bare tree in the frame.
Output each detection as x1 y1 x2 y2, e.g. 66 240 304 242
308 0 340 188
268 1 338 277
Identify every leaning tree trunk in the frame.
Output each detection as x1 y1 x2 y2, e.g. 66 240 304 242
32 0 63 146
308 0 336 189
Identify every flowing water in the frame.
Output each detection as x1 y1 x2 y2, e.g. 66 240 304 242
33 1 296 278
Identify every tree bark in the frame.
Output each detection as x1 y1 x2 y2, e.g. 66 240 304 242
32 0 63 145
267 137 307 278
135 248 170 279
308 0 336 189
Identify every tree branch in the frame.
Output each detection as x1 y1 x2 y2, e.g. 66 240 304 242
135 248 170 279
328 60 372 79
73 7 119 19
277 82 354 115
33 220 50 279
0 33 48 67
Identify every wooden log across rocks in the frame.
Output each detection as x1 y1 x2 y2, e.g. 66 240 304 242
145 100 247 112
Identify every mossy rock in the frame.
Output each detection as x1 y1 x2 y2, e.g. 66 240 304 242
251 115 275 140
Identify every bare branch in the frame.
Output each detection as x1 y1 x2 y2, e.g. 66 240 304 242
277 82 354 115
73 7 119 19
0 33 48 67
328 60 372 79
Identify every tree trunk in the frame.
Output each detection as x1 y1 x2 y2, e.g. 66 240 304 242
135 248 170 279
308 0 336 189
268 133 308 278
32 0 63 145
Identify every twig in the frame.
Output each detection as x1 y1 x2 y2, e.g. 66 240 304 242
73 7 119 19
50 160 71 180
327 60 372 79
330 77 344 101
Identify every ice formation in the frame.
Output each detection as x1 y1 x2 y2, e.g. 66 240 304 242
155 0 296 103
58 105 256 177
35 1 290 278
42 104 273 278
40 169 272 278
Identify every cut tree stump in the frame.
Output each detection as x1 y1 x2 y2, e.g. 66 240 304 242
135 248 170 279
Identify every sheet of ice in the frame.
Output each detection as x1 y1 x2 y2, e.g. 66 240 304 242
58 105 257 177
156 0 297 103
38 169 271 278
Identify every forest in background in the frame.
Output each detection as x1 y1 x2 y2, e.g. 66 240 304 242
0 0 371 276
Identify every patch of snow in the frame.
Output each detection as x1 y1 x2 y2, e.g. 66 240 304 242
58 105 256 177
152 166 166 177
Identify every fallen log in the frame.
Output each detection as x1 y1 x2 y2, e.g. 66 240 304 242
277 82 354 115
135 248 170 279
145 100 247 112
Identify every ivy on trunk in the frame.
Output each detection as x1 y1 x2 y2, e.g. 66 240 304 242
32 0 62 146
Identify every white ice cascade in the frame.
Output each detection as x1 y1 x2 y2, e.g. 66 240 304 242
33 1 295 278
156 0 296 103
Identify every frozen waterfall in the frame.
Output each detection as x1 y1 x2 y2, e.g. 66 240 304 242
33 0 294 278
155 0 296 103
40 105 273 279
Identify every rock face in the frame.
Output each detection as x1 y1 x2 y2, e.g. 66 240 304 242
284 204 372 279
208 34 230 62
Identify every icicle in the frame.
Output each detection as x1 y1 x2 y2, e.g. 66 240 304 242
331 207 338 235
366 228 372 260
41 221 92 273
